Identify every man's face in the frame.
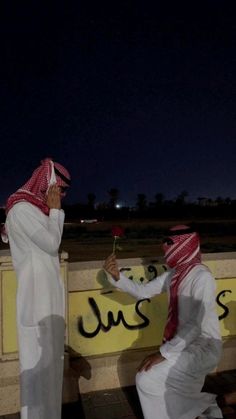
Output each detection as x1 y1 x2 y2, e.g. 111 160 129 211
162 229 200 269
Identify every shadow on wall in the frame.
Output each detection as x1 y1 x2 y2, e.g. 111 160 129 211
222 300 236 336
20 315 65 419
19 314 92 419
63 345 92 419
64 344 92 399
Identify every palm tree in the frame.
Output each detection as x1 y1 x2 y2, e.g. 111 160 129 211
87 193 96 210
155 193 165 206
136 193 147 212
108 188 119 209
225 197 232 205
176 190 188 205
216 196 223 206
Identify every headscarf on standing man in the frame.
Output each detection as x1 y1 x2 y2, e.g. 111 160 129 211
1 158 71 243
6 158 71 216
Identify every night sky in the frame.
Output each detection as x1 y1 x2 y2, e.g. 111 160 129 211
1 1 236 206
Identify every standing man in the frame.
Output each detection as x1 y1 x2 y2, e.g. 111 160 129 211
104 225 223 419
5 158 71 419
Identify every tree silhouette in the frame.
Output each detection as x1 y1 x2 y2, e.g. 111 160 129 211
155 193 165 206
87 193 96 210
225 197 232 206
108 188 119 209
216 196 223 206
136 193 147 212
176 190 188 205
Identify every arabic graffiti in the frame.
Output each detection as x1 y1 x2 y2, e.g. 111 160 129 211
216 289 232 320
78 297 150 338
119 264 166 283
77 286 233 339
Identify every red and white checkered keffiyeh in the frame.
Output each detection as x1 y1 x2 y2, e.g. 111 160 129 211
5 158 71 216
162 225 201 342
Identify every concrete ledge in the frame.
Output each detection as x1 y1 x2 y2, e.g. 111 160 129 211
217 336 236 371
78 347 153 393
77 336 236 394
0 384 19 416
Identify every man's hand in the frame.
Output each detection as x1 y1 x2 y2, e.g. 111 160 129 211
46 185 61 210
103 254 120 281
138 352 165 372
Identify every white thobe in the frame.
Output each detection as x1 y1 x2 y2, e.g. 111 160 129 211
108 265 223 419
6 202 65 419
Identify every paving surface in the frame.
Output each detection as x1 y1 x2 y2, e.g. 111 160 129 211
0 387 142 419
79 386 143 419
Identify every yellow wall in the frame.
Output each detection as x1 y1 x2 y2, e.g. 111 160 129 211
68 267 236 357
1 253 235 414
0 265 67 359
69 291 168 356
1 270 18 354
1 258 236 359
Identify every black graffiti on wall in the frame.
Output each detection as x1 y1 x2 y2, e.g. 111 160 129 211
78 297 150 338
216 289 232 320
119 264 166 283
77 288 233 339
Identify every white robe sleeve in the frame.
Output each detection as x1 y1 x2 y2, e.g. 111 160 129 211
107 270 170 300
160 269 217 359
9 203 65 256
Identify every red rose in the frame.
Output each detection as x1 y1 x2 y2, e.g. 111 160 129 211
111 226 124 253
111 226 124 238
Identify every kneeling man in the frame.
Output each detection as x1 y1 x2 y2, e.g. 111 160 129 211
104 225 223 419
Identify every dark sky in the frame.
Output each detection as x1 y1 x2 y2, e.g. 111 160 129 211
1 1 236 206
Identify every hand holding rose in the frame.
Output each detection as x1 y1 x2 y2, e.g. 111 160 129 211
111 226 124 253
103 254 120 281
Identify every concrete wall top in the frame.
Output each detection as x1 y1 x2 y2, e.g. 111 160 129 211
0 249 69 265
68 252 236 291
